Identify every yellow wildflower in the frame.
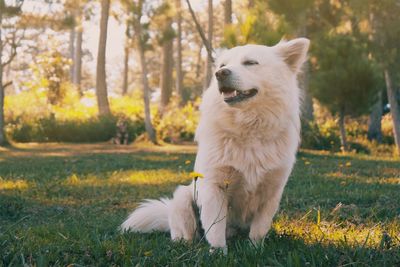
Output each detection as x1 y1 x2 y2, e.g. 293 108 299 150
144 251 152 257
189 171 204 179
185 160 191 165
345 162 351 167
304 161 311 165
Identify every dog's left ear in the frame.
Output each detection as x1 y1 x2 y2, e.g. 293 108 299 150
276 38 310 73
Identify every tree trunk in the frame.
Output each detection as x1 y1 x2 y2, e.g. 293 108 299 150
69 27 75 82
133 1 157 144
338 109 348 152
384 69 400 154
0 4 5 146
159 20 174 114
176 0 184 103
299 62 314 121
224 0 232 25
297 24 314 122
95 0 111 116
122 24 130 96
204 0 213 89
74 25 83 96
195 44 202 79
367 90 383 143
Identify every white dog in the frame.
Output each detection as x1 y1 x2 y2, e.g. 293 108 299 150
121 38 310 251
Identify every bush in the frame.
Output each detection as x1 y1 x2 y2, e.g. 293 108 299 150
155 97 200 143
6 114 145 143
301 120 341 151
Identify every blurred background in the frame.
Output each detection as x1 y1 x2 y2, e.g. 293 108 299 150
1 0 399 156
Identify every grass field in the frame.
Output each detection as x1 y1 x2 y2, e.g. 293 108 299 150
0 143 399 266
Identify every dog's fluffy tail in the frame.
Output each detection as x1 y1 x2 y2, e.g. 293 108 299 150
121 198 171 233
121 184 197 240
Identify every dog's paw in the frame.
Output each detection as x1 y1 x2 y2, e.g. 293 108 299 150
209 246 228 255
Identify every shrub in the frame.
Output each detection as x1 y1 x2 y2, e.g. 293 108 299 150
6 114 145 143
155 97 200 143
301 120 341 151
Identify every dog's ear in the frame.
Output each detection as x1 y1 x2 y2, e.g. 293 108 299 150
276 38 310 73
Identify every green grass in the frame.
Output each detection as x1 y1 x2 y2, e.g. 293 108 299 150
0 143 399 266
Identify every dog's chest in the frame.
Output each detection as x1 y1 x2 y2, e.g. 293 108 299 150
221 136 270 182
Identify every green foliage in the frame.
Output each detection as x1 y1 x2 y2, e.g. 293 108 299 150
155 97 200 143
0 144 399 265
6 114 145 143
310 34 380 117
223 2 288 48
27 49 71 106
301 120 341 151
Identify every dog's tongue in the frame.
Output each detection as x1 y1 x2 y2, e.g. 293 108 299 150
223 90 237 99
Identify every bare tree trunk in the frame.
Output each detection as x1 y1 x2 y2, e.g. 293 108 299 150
122 23 130 96
133 0 157 144
224 0 232 25
160 20 174 114
74 25 83 96
367 90 383 143
176 0 184 103
339 109 348 152
299 61 314 121
195 44 202 79
297 24 314 122
384 69 400 154
204 0 213 89
96 0 111 116
69 27 75 82
0 4 5 145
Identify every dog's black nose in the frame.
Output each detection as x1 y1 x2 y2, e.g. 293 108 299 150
215 68 231 81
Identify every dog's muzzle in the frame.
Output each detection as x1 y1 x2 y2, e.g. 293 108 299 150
215 68 258 105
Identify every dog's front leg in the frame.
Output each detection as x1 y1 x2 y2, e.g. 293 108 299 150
249 170 289 244
197 181 228 249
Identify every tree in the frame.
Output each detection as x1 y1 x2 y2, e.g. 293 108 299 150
175 0 184 103
131 0 157 144
267 0 315 121
367 0 400 154
73 22 83 95
310 35 379 151
185 0 214 89
204 0 213 88
95 0 111 116
121 20 130 95
0 0 23 146
367 90 383 142
224 0 232 25
157 2 175 113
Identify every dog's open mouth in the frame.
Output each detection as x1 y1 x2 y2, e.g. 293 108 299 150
219 87 258 104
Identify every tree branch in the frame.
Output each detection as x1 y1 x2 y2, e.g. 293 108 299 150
3 81 12 89
185 0 214 62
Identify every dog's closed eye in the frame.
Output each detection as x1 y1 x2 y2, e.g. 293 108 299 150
243 60 259 66
219 63 226 68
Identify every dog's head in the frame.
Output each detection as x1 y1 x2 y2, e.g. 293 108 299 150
214 38 310 108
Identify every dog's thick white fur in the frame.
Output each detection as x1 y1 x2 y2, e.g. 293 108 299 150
121 38 310 250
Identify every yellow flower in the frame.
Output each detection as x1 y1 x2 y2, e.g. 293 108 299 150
144 251 152 257
189 171 204 179
345 162 351 167
185 160 191 165
304 161 311 165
